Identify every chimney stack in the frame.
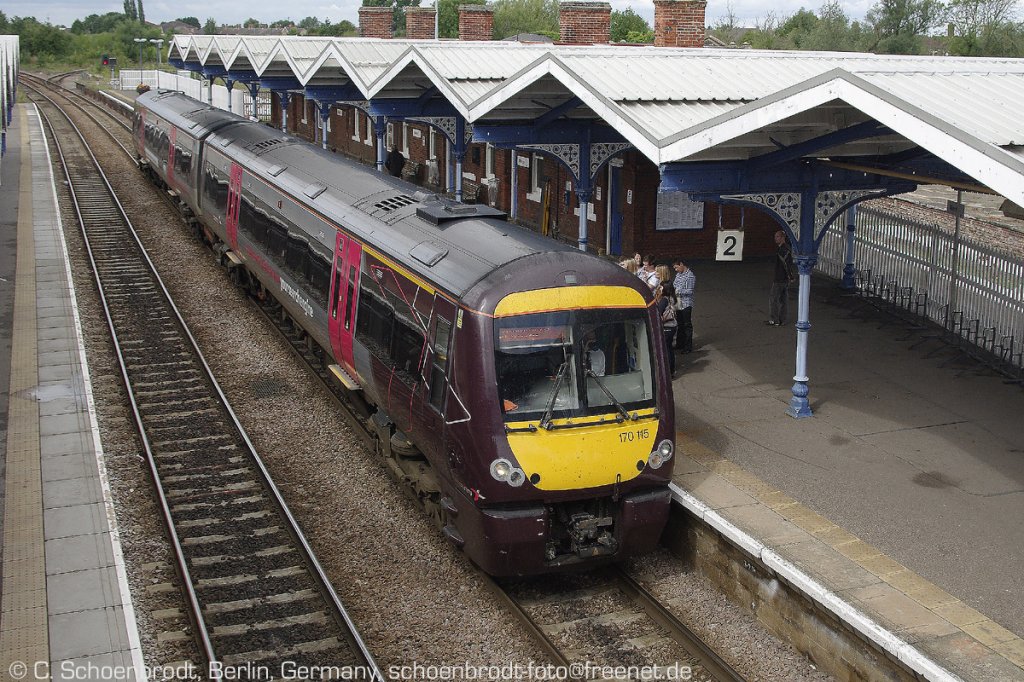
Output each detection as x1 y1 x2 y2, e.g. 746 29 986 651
653 0 707 48
459 4 494 41
359 6 393 39
405 6 437 39
559 1 611 45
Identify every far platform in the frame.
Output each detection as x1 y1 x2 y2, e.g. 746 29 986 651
670 257 1024 679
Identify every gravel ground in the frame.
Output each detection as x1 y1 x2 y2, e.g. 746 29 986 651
50 78 836 681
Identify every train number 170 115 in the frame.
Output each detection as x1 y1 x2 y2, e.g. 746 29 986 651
619 428 650 443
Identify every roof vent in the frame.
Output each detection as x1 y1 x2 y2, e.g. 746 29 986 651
410 241 449 267
267 165 287 177
303 183 327 200
374 195 415 212
416 202 507 225
249 137 287 154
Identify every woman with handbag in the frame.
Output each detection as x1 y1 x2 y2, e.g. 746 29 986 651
656 284 678 376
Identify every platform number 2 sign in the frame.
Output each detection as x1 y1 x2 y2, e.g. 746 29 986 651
716 230 744 261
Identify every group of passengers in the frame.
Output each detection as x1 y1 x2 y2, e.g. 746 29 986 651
620 253 695 377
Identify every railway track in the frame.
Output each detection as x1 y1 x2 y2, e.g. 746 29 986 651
22 80 381 678
26 74 748 680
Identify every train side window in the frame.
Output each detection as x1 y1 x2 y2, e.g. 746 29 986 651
308 250 331 308
355 275 394 361
429 318 452 412
331 268 343 320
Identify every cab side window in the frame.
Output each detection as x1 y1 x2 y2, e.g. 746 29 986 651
429 317 452 412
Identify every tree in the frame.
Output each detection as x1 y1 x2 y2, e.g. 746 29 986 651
866 0 945 52
611 8 652 42
177 16 201 28
123 0 137 22
945 0 1019 53
313 19 358 36
136 0 145 24
203 17 217 34
71 12 129 34
270 19 294 28
491 0 559 39
243 17 262 28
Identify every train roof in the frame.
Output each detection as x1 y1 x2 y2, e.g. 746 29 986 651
191 99 583 300
138 90 247 138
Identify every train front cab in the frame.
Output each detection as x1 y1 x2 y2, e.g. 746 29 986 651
456 285 675 576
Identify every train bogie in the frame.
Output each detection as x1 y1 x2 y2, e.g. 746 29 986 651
135 90 676 576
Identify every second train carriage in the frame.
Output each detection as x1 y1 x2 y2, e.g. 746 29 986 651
135 90 677 576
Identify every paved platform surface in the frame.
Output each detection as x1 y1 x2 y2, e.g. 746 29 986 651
671 259 1024 680
0 104 144 681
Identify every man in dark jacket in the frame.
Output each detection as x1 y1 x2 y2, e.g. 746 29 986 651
385 145 406 177
768 230 794 326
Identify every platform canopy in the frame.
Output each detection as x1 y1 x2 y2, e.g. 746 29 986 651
168 36 1024 206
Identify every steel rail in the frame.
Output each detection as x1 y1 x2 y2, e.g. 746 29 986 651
21 74 134 157
23 84 220 676
23 82 381 680
614 567 747 682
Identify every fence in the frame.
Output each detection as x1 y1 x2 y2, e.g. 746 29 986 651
114 70 273 122
818 204 1024 371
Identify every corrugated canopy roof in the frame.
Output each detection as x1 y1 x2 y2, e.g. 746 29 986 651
166 36 1024 206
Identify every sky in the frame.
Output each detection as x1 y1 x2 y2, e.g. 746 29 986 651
8 0 878 32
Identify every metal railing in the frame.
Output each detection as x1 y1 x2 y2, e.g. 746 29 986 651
818 204 1024 371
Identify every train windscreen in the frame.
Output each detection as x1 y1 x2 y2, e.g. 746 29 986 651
495 309 656 422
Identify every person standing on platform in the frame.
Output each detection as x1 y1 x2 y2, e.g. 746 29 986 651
768 230 795 326
656 284 678 376
385 145 406 178
672 260 695 353
639 255 660 291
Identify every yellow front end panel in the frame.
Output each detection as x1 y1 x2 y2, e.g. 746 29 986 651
506 409 659 491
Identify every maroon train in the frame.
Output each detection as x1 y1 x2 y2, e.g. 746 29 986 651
134 89 677 576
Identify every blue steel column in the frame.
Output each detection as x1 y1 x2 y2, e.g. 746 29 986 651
279 92 290 132
247 82 260 119
320 104 331 150
454 116 466 202
842 205 857 289
787 187 818 419
575 140 593 251
374 115 386 172
224 78 234 113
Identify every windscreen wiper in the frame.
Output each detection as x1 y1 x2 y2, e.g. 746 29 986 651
586 369 635 421
539 361 568 430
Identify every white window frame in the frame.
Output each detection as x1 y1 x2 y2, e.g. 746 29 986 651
387 122 394 149
526 153 544 203
402 122 410 157
300 97 307 125
352 109 360 142
485 144 496 181
428 128 436 160
364 114 373 146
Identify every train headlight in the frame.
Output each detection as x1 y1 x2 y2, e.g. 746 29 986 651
648 440 675 470
490 458 513 481
490 458 527 487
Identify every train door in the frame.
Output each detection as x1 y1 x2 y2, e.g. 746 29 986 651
167 127 177 188
225 163 242 249
328 231 361 372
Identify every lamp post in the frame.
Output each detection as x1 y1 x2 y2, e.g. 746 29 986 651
149 38 164 66
133 38 145 69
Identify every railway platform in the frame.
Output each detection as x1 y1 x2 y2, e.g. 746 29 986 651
669 260 1024 680
0 104 145 680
